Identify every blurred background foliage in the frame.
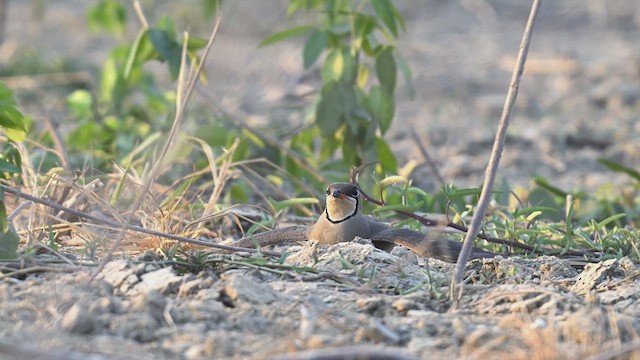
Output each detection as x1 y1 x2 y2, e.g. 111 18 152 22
0 0 638 260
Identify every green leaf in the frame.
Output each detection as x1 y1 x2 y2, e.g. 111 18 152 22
598 158 640 182
187 36 208 51
596 213 627 229
68 122 104 148
354 13 377 39
0 190 17 259
513 206 560 217
202 0 222 19
534 176 569 198
124 29 150 79
376 137 397 172
0 189 6 231
4 127 25 143
375 46 396 92
379 175 407 187
397 55 415 99
406 187 428 197
66 90 94 118
371 0 398 36
87 0 127 35
148 28 182 80
0 158 20 174
373 202 423 213
368 86 395 135
0 107 24 130
99 52 119 103
340 49 356 82
0 229 17 259
269 197 319 212
259 25 314 47
303 30 328 69
316 81 355 137
229 183 249 203
0 146 21 180
445 187 482 198
0 82 26 133
321 48 344 82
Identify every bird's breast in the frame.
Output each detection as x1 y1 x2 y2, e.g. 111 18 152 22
308 215 371 245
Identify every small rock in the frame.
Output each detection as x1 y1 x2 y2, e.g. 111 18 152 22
98 260 140 295
562 307 607 344
131 289 167 322
90 296 123 315
137 267 185 295
392 298 420 314
571 259 619 294
305 334 335 349
356 297 386 315
179 277 212 297
135 249 163 262
61 303 94 334
110 313 160 343
222 273 278 305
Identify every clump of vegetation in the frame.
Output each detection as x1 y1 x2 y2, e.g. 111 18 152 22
0 0 638 267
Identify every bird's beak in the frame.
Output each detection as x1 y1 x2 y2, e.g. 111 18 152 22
331 190 348 199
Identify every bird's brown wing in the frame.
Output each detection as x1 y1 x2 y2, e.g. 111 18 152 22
370 227 496 263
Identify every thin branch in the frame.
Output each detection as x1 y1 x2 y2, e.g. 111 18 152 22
89 10 224 281
1 184 281 256
132 0 149 29
0 265 80 281
410 127 446 188
357 184 595 257
453 0 542 285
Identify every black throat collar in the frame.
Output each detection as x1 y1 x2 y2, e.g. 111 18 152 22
325 196 359 224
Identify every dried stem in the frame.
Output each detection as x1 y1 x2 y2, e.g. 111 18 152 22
1 184 281 256
89 8 227 280
452 0 542 287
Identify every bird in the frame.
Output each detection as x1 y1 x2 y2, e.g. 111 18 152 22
230 182 496 263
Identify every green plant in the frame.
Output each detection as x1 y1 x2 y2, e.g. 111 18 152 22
261 0 413 179
63 1 210 169
0 81 28 259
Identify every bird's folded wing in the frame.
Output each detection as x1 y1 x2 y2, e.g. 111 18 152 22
370 227 496 263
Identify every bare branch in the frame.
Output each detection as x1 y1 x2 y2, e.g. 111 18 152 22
452 0 542 287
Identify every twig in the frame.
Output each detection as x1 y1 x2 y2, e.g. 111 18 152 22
267 346 419 360
453 0 541 286
410 127 446 188
0 265 80 281
353 166 597 258
1 184 281 256
42 116 70 173
132 0 149 29
358 185 531 252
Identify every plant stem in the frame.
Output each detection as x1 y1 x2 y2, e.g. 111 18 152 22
452 0 542 287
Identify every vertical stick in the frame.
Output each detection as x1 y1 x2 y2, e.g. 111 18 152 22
452 0 542 287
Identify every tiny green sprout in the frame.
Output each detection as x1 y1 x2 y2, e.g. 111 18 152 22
277 252 290 264
526 210 542 223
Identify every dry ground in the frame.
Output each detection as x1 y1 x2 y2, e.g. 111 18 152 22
2 1 640 359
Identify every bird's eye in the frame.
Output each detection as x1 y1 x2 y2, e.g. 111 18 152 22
351 188 360 197
325 187 331 195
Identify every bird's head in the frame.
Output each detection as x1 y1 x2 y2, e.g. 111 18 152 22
324 182 361 223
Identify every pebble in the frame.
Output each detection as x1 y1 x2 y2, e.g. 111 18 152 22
61 303 94 334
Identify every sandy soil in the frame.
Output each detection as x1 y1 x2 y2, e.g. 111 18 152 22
2 1 640 359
